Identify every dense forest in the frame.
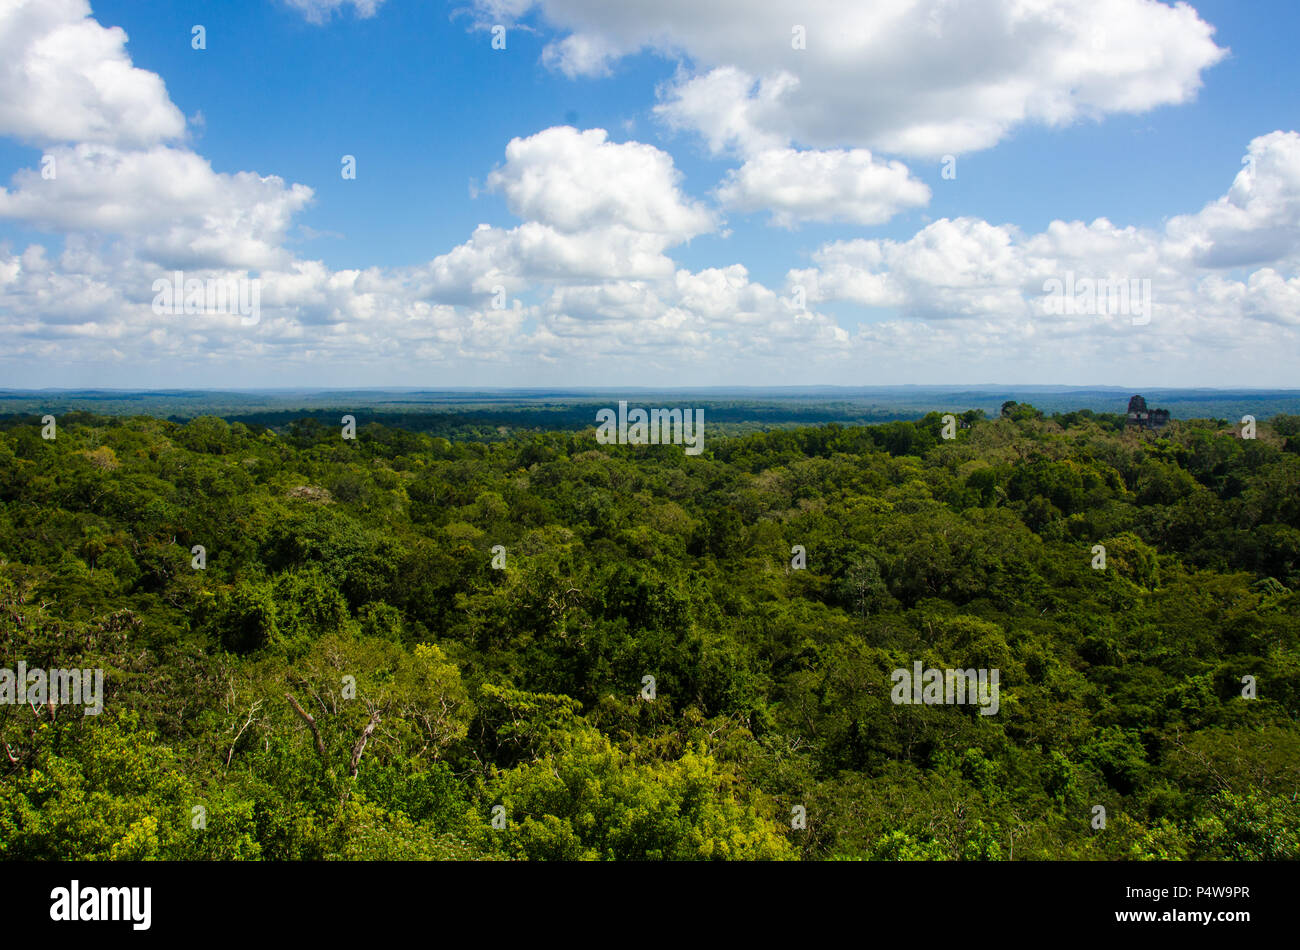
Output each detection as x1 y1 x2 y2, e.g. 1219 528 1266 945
1 403 1298 860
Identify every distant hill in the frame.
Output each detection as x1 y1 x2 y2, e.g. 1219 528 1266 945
2 386 1298 436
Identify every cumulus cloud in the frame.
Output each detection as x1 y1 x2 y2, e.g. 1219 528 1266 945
716 147 930 227
1165 131 1300 269
480 0 1226 158
418 221 694 303
410 126 720 299
0 144 313 269
1 0 1293 387
0 0 186 148
0 0 312 275
788 132 1300 367
486 127 715 238
533 265 849 371
7 125 1300 384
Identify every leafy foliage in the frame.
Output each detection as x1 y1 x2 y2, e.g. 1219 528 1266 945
1 406 1297 860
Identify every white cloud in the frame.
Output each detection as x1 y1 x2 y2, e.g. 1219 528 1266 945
1236 269 1300 327
792 217 1039 323
716 147 930 227
0 0 313 274
0 0 185 148
0 144 313 269
534 265 848 363
651 66 792 156
0 0 1293 388
481 0 1227 158
0 2 808 382
281 0 385 24
400 126 721 301
788 132 1300 366
486 126 715 239
1165 130 1300 269
417 221 694 304
7 129 1300 386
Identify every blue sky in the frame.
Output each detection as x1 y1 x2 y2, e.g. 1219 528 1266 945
1 0 1298 388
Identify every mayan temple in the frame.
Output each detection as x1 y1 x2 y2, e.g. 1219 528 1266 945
1126 394 1171 429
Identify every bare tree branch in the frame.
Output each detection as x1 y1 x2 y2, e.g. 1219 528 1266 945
350 709 382 778
286 692 326 758
225 699 264 769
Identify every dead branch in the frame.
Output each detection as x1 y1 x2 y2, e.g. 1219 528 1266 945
349 710 382 777
225 699 264 769
286 692 326 758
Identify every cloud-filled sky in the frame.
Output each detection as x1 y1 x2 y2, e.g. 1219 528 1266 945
0 0 1297 388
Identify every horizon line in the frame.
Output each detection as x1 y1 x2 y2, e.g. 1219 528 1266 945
4 385 1300 395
